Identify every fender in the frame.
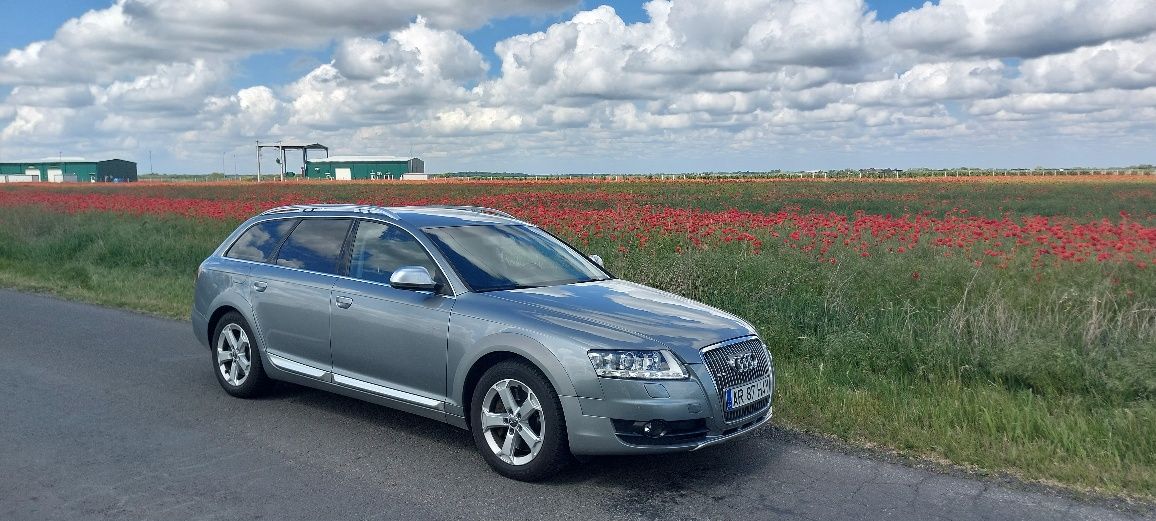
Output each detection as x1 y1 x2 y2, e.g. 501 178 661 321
447 321 592 423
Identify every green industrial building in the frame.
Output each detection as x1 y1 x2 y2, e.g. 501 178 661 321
0 159 138 183
304 156 425 180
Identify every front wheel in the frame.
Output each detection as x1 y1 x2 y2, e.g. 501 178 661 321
470 361 571 481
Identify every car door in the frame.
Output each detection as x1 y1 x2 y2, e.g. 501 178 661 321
330 219 454 408
250 218 352 376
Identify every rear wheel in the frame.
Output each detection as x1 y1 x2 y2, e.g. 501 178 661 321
470 361 571 481
212 312 271 398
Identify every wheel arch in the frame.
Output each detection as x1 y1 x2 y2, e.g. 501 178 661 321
206 300 263 355
458 336 578 430
207 305 241 346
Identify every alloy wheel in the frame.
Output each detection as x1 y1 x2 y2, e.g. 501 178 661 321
216 323 252 386
479 379 544 466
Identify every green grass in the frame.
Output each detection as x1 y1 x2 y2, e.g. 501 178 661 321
604 244 1154 496
1 179 1154 499
0 209 231 317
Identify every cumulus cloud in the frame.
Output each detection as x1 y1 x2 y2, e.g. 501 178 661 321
1016 35 1156 93
287 18 486 128
101 60 230 115
888 0 1156 59
0 0 573 85
2 0 1156 171
6 85 96 108
853 60 1007 106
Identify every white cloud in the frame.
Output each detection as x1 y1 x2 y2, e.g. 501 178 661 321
6 85 96 108
970 88 1156 116
2 0 1156 172
101 60 229 115
287 18 486 128
854 60 1006 106
1017 35 1156 93
0 0 573 85
889 0 1156 58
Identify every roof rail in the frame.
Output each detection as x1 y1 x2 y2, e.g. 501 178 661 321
260 204 398 219
421 205 519 221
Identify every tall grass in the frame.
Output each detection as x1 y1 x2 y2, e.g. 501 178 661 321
0 208 230 317
603 240 1154 495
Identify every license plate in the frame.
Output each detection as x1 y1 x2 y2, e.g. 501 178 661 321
725 377 770 411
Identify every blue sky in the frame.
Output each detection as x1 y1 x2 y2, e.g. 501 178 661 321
1 0 1154 174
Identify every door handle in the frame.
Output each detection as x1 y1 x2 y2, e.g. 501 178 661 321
253 281 268 292
335 296 353 309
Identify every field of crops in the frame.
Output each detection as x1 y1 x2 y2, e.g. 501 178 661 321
1 176 1153 498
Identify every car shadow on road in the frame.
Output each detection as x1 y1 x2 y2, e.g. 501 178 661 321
255 380 477 448
254 379 778 489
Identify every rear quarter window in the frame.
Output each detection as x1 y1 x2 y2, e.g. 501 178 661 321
225 219 297 262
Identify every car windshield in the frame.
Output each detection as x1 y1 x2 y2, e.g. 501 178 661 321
423 225 610 292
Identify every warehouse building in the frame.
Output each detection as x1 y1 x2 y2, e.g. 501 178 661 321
304 156 425 180
0 159 138 183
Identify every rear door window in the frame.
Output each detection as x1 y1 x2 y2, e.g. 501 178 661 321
273 218 352 274
225 219 297 262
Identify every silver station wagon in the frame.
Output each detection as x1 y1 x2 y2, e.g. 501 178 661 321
192 204 774 480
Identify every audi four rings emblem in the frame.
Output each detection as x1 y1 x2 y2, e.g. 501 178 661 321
727 351 758 374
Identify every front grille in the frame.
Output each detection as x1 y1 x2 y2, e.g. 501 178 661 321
702 338 772 422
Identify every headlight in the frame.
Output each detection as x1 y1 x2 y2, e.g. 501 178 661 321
586 349 688 380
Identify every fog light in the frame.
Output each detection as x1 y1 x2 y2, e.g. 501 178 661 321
641 420 667 438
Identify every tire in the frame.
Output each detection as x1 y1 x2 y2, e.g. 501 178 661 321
211 311 272 398
470 360 572 481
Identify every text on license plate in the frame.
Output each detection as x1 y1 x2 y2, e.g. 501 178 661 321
725 377 770 411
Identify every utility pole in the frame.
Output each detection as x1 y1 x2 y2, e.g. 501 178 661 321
256 140 261 182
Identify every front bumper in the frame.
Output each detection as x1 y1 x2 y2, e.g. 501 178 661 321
563 362 774 456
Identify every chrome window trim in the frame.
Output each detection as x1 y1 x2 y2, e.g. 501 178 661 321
220 257 459 300
219 213 466 296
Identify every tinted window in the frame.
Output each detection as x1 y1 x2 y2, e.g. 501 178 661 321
348 221 440 284
225 219 297 262
423 225 608 292
273 219 351 274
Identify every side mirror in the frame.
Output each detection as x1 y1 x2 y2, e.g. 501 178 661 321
589 254 604 267
390 266 438 291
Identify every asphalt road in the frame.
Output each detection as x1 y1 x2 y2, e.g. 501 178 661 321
0 289 1150 521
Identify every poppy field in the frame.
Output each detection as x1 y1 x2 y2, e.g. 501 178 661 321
0 175 1153 497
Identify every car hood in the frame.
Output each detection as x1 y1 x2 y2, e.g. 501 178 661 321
479 279 755 355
